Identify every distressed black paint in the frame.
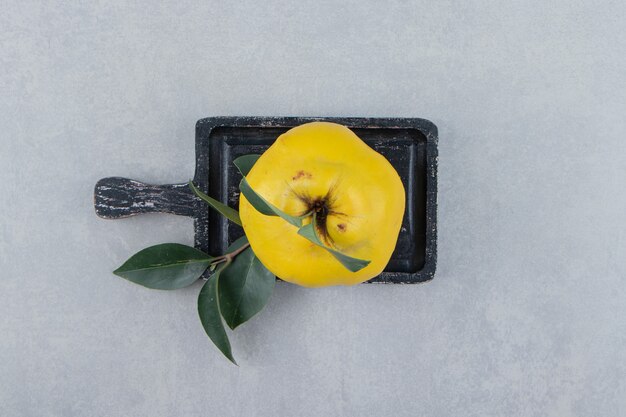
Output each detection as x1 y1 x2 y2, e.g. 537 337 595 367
95 177 196 218
94 116 438 284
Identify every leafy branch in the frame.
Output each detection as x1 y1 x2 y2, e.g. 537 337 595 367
113 174 276 365
112 152 370 365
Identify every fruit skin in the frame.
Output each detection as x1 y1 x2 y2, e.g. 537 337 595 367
239 122 405 287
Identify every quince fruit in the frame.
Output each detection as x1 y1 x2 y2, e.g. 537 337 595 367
239 122 405 287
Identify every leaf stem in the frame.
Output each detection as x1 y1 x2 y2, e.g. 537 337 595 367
298 211 314 219
210 242 251 266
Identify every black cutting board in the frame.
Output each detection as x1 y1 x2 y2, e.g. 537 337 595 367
94 116 438 284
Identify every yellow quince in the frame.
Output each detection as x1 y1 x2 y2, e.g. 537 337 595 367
239 122 405 287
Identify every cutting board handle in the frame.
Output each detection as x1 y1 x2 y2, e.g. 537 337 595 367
94 177 197 219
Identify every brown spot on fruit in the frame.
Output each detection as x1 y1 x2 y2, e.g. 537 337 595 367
337 223 347 232
292 170 313 181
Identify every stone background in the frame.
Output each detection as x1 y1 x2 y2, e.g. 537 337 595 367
1 1 624 416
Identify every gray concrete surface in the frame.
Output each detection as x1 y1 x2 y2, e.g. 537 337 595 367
1 1 625 416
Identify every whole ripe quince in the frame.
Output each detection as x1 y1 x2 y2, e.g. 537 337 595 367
239 122 405 287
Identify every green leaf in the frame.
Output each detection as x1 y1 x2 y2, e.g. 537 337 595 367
218 238 275 330
225 235 250 252
114 243 214 290
238 178 303 227
233 155 303 228
297 216 371 273
198 268 237 364
233 154 261 176
189 181 242 226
